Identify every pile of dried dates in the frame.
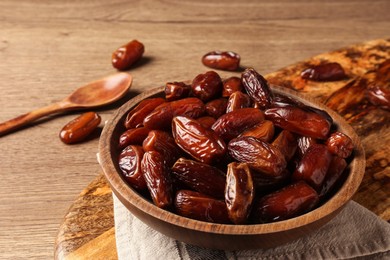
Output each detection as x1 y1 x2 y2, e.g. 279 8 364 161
117 67 354 224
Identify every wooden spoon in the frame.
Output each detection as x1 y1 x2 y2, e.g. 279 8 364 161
0 72 132 136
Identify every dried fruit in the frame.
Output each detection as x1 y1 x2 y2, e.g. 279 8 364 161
225 162 254 224
326 131 354 158
172 116 226 164
118 145 146 190
272 130 297 161
366 83 390 111
226 91 252 113
191 71 223 102
59 112 101 144
222 76 243 97
165 82 191 101
239 120 274 142
124 98 165 129
196 116 216 129
112 39 144 71
319 156 347 198
202 51 240 71
301 62 346 81
205 98 228 119
118 127 150 149
241 68 273 109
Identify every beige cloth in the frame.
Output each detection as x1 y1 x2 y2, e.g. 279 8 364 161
113 194 390 260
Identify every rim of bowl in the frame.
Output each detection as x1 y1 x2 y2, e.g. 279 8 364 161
99 84 365 235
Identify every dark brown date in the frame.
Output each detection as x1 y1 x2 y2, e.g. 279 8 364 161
112 39 144 71
253 181 319 223
143 97 205 130
191 71 223 102
174 190 230 224
251 169 290 192
292 144 332 191
202 51 240 71
141 151 173 209
239 120 274 142
118 127 150 149
366 83 390 111
301 62 346 81
319 156 347 198
205 98 228 119
226 91 252 113
196 116 216 129
165 82 191 101
172 116 227 165
59 112 101 144
225 162 254 224
241 68 273 109
265 106 331 139
222 76 243 97
124 98 165 129
143 130 182 166
118 145 146 190
228 136 286 178
326 131 354 158
172 158 226 199
272 130 297 162
211 108 265 141
297 135 317 158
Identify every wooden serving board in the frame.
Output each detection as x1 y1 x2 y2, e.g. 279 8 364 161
55 39 390 259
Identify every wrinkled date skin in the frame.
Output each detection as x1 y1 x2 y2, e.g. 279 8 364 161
222 76 243 97
143 97 205 130
205 98 228 119
239 120 275 142
301 62 347 81
241 68 274 109
226 91 252 113
202 51 241 71
112 39 144 71
272 130 298 162
174 190 231 224
143 130 182 166
366 83 390 111
228 136 286 178
211 108 265 141
124 98 165 129
172 116 227 165
141 151 173 209
118 145 146 190
196 116 216 129
191 71 223 102
172 158 226 198
319 156 347 198
165 82 191 101
225 162 254 224
297 135 317 158
253 181 319 223
326 131 354 158
59 112 101 144
265 106 331 139
118 127 150 149
292 144 332 191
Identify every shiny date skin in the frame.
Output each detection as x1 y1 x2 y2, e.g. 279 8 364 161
143 130 182 166
265 106 331 139
319 156 347 199
272 130 297 162
141 151 173 209
202 51 240 71
196 116 216 129
172 116 226 165
366 83 390 111
301 62 346 81
241 68 274 109
211 108 265 141
112 39 144 71
239 120 275 142
118 127 150 149
172 158 226 199
205 98 228 119
59 112 101 144
118 145 146 190
297 135 317 158
143 97 205 130
226 91 252 113
292 144 332 191
225 162 254 224
124 98 165 129
174 190 231 224
326 131 354 158
222 76 243 97
165 82 191 101
253 181 319 223
191 71 223 102
228 136 287 178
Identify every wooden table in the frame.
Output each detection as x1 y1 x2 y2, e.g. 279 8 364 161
0 1 389 259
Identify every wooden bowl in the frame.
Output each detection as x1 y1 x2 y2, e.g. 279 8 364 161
98 85 365 250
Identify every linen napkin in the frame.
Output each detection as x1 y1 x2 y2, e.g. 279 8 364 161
113 194 390 260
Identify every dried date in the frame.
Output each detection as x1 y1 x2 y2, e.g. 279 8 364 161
205 98 228 119
301 62 346 81
226 91 252 113
241 68 273 109
191 71 223 102
118 127 150 149
326 131 354 158
124 98 165 129
112 39 144 71
59 112 101 144
165 82 191 101
118 145 146 190
222 76 243 97
272 130 297 161
319 156 347 198
202 51 240 71
239 120 274 142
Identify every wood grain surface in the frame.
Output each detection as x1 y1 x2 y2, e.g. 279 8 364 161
0 0 389 259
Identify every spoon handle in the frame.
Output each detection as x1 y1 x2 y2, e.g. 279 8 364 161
0 101 69 136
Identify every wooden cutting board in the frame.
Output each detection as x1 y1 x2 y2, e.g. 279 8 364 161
54 39 390 260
